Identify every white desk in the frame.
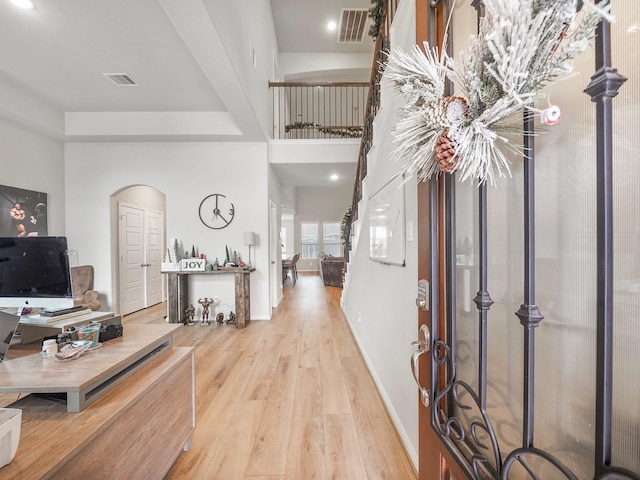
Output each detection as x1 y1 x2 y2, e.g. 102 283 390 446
18 310 120 344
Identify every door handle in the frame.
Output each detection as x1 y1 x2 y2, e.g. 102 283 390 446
411 324 431 408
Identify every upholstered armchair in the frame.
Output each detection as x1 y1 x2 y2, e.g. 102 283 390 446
70 265 101 311
318 253 345 288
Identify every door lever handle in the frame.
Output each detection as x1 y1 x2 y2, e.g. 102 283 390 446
410 324 431 408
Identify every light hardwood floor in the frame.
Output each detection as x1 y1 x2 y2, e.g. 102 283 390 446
161 273 416 479
2 274 417 479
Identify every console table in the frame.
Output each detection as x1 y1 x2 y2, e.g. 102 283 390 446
164 267 254 328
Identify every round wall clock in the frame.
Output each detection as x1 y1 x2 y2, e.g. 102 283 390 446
198 193 235 230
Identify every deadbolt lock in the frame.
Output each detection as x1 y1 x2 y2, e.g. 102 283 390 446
416 279 429 311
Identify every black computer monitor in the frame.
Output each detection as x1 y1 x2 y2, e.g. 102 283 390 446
0 236 74 310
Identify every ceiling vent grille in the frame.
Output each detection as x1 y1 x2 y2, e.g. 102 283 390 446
338 8 368 43
103 73 138 87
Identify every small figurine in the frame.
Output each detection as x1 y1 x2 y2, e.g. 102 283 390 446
184 304 195 325
198 297 214 325
226 311 236 325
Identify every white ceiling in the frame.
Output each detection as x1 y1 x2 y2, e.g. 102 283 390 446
271 162 357 188
270 0 376 54
0 0 374 189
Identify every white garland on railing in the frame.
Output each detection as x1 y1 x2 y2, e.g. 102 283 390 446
384 0 611 185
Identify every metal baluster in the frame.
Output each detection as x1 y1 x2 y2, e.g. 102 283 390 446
473 182 493 409
583 3 628 476
446 174 457 376
514 110 544 449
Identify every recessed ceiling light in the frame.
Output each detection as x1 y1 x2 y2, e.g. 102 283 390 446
327 20 337 31
9 0 35 9
330 174 339 181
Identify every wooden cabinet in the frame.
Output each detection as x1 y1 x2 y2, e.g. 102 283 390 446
0 325 195 480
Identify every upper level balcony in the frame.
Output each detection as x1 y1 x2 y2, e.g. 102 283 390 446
270 82 369 140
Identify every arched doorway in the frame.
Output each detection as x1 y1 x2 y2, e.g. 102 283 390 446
113 185 166 316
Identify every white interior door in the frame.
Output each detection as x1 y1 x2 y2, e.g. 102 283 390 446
119 204 145 315
145 210 163 307
119 203 165 315
269 200 279 310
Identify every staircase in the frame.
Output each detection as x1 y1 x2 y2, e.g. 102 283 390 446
342 0 398 296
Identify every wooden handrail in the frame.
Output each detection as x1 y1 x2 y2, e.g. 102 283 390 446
269 81 369 87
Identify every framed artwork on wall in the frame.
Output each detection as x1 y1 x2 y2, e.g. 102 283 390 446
0 184 48 237
369 173 406 267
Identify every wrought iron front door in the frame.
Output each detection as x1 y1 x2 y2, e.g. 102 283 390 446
415 1 640 478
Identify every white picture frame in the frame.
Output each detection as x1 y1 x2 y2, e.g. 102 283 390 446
368 173 405 267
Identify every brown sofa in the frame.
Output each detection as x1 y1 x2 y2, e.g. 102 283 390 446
318 253 345 288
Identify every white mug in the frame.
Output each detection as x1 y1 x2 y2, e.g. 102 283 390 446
42 339 58 355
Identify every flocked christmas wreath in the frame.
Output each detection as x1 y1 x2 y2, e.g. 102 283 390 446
384 0 611 185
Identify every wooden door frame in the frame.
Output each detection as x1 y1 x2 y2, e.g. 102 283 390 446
416 0 468 478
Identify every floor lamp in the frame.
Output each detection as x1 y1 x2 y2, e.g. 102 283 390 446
244 232 256 267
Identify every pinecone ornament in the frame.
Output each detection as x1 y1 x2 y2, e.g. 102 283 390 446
434 96 468 173
422 97 449 129
435 129 458 172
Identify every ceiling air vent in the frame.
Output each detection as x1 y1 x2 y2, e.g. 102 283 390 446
338 8 368 43
103 73 138 87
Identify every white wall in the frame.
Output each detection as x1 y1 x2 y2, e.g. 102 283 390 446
279 52 372 81
0 118 66 235
208 0 279 136
270 139 359 164
64 142 271 320
340 0 419 468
